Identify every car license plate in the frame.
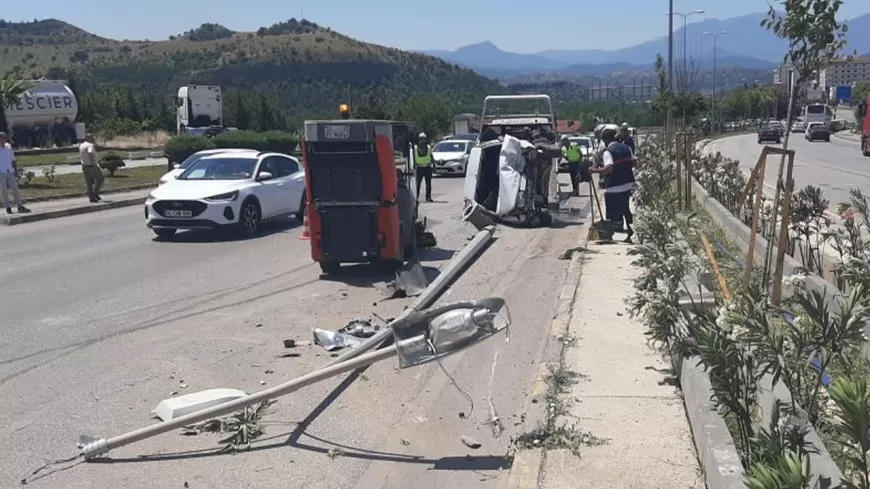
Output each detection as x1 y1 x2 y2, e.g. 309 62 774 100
433 168 448 173
164 210 192 217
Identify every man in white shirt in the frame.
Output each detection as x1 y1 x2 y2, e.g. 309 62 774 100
0 132 30 214
590 126 637 243
79 134 104 202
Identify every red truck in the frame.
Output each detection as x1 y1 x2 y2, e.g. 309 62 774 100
862 92 870 156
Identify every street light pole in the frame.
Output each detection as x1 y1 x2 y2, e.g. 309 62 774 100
704 31 728 131
667 0 674 94
669 9 705 128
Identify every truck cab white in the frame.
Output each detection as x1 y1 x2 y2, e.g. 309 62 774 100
176 85 223 135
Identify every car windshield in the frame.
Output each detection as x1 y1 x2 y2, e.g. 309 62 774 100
178 152 213 170
179 157 257 180
570 138 591 147
433 141 467 152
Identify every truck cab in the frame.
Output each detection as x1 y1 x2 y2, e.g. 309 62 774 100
176 85 223 135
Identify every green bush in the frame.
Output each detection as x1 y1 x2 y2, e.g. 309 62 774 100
211 130 299 154
163 131 300 164
99 152 126 176
164 135 217 164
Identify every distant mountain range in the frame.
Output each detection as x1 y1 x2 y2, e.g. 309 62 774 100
423 11 870 78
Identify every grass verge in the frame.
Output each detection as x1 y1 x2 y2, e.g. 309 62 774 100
18 166 163 200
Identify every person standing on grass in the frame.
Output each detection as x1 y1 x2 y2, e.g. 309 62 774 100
590 126 637 243
0 132 30 215
79 134 104 203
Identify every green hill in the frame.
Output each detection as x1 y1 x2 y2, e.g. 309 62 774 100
0 18 507 119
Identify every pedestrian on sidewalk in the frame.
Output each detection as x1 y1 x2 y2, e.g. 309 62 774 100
0 132 30 215
79 134 104 203
590 126 636 243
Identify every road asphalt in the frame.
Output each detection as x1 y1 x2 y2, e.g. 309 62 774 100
0 175 595 488
706 131 868 209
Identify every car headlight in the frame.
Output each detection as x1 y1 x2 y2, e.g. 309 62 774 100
205 190 239 201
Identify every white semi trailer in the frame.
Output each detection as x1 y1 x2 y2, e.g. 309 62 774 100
3 80 86 147
176 85 224 135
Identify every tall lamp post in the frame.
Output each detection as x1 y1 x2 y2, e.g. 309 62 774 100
669 9 705 127
704 30 728 131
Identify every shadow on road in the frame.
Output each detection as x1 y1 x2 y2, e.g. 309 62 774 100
152 217 302 244
84 365 509 476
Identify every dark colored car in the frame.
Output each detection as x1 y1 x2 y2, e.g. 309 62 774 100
757 125 782 144
805 123 831 142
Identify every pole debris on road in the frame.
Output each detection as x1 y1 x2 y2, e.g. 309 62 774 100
60 226 499 466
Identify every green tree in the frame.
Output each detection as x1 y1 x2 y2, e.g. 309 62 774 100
761 0 847 293
394 94 450 138
650 54 672 124
0 73 32 134
762 0 848 150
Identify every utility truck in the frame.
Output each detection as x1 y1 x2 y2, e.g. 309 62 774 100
176 85 224 136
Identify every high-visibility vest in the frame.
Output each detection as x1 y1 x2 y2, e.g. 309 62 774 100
562 143 581 162
415 144 431 166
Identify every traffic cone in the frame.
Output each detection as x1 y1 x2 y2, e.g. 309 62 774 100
298 206 310 240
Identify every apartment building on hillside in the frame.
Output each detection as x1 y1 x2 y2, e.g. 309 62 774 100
819 57 870 89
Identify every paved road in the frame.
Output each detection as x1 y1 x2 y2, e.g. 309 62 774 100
0 176 589 488
706 132 869 209
27 157 168 176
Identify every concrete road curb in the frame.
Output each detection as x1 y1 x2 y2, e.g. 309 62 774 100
3 196 146 226
499 226 589 489
679 356 746 489
22 184 156 204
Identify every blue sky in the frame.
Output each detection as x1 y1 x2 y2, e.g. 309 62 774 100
7 0 869 53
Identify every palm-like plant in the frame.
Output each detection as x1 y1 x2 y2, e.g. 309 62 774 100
828 378 870 489
0 73 33 133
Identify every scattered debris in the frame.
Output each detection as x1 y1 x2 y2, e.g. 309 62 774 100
275 352 301 358
181 400 276 450
313 328 364 351
339 319 378 338
259 380 266 386
373 260 429 299
184 482 189 488
169 372 176 380
400 438 410 446
255 323 263 328
327 447 344 459
461 435 482 449
170 391 179 396
264 370 274 374
559 246 587 260
313 319 382 351
459 412 467 419
179 381 188 389
283 339 296 348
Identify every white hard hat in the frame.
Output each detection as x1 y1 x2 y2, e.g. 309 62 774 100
419 132 427 139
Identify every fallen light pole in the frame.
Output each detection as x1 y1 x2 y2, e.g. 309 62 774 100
78 226 499 460
323 224 496 368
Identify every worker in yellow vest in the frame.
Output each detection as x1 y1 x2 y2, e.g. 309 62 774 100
561 135 582 196
414 132 434 202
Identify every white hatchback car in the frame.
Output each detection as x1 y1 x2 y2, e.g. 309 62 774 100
158 148 259 185
146 152 306 238
431 140 473 176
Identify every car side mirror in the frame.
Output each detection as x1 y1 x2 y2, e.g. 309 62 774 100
257 171 273 181
173 163 181 169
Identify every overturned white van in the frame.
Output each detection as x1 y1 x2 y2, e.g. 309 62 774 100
462 95 561 228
